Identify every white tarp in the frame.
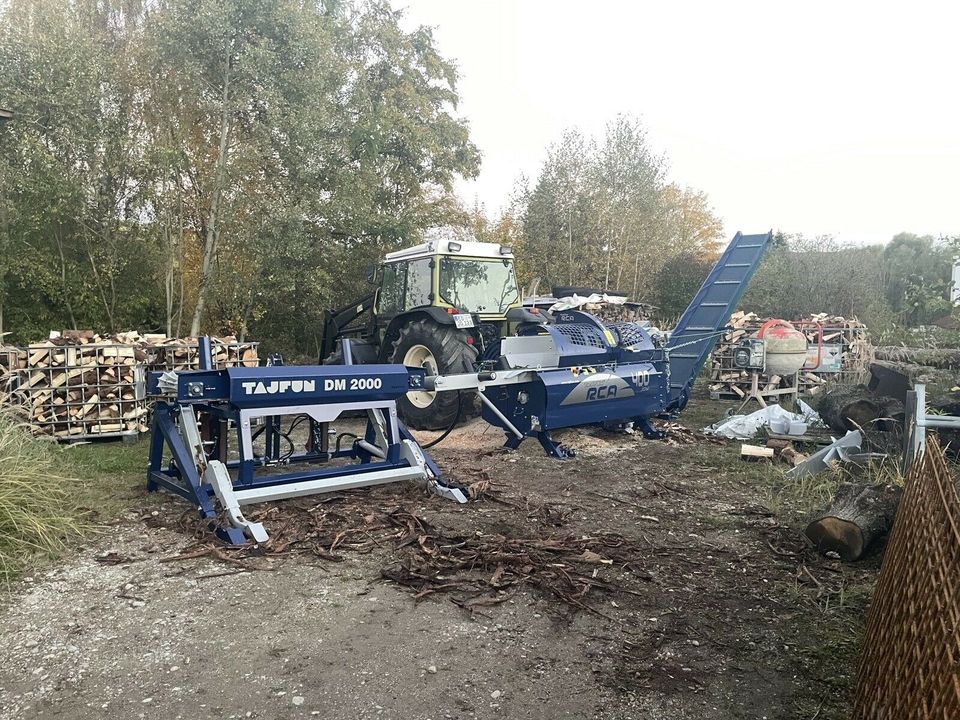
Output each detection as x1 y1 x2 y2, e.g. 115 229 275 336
704 400 821 440
548 293 628 313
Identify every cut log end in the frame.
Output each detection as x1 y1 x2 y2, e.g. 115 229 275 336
805 516 864 561
804 482 902 561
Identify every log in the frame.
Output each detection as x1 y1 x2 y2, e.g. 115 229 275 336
816 384 882 433
741 444 774 460
873 346 960 370
805 482 902 561
869 359 955 392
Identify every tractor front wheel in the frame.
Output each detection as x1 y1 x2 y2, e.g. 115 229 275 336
390 319 477 430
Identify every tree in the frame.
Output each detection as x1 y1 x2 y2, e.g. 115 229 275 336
0 0 160 338
518 116 723 300
880 233 952 326
0 0 480 356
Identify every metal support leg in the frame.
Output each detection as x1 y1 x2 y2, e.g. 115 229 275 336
637 418 666 440
205 461 268 543
147 404 239 540
503 434 524 452
535 431 576 459
395 420 468 503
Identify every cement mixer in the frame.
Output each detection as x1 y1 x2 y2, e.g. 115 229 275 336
731 319 822 410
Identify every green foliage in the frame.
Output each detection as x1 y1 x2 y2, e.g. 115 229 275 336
518 117 723 298
0 0 478 357
653 250 714 322
0 413 81 583
881 233 953 326
743 233 954 336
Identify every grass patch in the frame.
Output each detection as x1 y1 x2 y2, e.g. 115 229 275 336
0 417 152 586
62 437 150 521
0 414 83 584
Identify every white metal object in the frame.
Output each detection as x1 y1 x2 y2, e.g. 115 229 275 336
205 460 268 543
187 399 434 542
952 260 960 305
428 368 536 393
384 238 514 263
499 335 560 370
903 383 960 473
787 430 864 480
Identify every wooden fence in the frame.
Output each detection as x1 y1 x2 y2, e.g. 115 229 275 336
853 436 960 718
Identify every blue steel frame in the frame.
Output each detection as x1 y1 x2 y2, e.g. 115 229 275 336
147 362 430 544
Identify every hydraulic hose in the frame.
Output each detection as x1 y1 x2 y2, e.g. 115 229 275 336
420 391 463 449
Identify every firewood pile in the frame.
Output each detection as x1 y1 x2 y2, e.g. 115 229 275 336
708 312 871 401
0 331 258 441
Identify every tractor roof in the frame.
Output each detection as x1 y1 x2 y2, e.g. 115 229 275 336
384 239 514 263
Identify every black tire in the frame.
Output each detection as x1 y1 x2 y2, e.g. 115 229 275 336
390 319 478 430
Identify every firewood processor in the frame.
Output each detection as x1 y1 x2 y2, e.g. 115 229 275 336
146 231 773 542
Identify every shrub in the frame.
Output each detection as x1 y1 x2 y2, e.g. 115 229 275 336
0 413 80 583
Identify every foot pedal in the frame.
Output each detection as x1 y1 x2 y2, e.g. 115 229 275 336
429 479 469 503
204 460 269 543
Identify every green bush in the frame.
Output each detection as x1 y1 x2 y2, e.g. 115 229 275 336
0 413 80 583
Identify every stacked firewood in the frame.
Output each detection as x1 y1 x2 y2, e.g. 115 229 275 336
708 312 871 400
0 331 258 440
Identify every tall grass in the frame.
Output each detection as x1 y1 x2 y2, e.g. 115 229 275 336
0 413 81 584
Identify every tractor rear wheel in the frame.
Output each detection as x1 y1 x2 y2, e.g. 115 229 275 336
390 319 478 430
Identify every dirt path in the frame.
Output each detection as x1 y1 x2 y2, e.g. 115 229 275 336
0 418 866 719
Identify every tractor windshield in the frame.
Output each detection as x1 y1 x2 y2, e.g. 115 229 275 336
439 258 519 314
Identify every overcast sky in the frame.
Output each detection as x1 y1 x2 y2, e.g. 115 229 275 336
399 0 959 245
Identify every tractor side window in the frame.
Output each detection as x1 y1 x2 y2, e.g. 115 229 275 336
378 262 405 315
405 259 432 308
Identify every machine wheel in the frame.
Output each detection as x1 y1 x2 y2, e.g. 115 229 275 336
390 319 478 430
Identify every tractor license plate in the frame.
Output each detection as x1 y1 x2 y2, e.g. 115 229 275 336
453 313 475 329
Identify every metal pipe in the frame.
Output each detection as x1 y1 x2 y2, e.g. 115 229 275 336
356 439 386 459
425 370 498 392
342 338 354 366
198 336 213 370
477 392 524 439
921 417 960 429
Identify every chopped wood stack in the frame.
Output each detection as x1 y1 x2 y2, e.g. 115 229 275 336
708 312 871 401
0 331 259 441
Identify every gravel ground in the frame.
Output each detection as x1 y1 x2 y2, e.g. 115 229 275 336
0 412 868 719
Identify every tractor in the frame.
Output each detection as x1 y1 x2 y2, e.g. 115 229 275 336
320 236 544 429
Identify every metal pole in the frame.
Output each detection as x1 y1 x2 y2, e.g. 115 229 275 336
477 392 524 439
198 336 213 370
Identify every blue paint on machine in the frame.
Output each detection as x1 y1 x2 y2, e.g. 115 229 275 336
477 231 774 457
146 364 423 409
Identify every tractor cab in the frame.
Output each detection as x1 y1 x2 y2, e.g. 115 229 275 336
375 238 522 333
322 237 542 430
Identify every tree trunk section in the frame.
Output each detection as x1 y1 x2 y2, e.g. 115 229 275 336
874 346 960 370
817 384 882 433
190 46 233 337
805 482 902 561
